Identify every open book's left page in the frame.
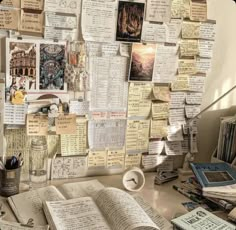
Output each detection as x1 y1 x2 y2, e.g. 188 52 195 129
0 219 49 230
7 185 65 226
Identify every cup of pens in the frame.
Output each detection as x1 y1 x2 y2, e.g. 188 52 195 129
0 154 23 197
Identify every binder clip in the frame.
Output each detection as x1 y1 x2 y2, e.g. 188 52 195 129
20 218 34 228
0 203 6 219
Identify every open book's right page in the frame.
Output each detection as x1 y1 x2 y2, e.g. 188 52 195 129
94 187 160 230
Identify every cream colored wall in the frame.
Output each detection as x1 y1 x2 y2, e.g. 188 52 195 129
197 0 236 162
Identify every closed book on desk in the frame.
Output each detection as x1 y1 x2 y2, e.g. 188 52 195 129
190 162 236 201
8 179 172 230
171 207 235 230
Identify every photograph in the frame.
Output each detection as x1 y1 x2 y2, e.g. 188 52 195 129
116 1 145 42
129 43 156 81
6 40 37 101
40 44 66 90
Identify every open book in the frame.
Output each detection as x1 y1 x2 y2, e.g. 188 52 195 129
8 180 172 230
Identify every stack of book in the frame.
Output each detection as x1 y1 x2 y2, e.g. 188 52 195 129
217 116 236 165
190 162 236 202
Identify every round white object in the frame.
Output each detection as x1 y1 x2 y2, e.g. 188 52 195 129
122 167 145 192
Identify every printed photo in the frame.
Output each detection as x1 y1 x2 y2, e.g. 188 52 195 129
116 1 145 42
129 43 156 81
6 41 37 101
40 44 66 90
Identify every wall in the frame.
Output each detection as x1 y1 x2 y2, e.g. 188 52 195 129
197 0 236 162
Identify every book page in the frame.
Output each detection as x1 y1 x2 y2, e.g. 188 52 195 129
43 197 111 230
8 186 65 226
57 179 105 199
0 219 48 230
133 195 173 230
95 188 159 230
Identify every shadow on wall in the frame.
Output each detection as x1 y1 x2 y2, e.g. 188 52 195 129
196 106 236 163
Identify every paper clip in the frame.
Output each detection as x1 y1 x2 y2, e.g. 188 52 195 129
20 218 34 228
0 203 6 219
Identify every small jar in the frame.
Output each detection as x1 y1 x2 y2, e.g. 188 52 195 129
29 137 48 189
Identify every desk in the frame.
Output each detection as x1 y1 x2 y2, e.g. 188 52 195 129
0 172 190 223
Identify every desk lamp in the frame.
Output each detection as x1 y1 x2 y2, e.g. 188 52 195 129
178 84 236 175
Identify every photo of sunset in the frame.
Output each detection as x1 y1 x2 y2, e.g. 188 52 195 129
129 43 156 82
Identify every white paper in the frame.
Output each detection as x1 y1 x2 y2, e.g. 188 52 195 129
88 120 126 149
189 75 205 92
51 156 87 179
169 92 186 109
4 103 27 125
45 12 77 29
165 141 183 155
156 156 174 171
81 0 116 42
166 19 182 43
106 149 125 169
124 153 142 168
70 100 89 116
44 0 81 14
153 44 178 83
198 40 214 58
169 108 186 125
146 0 171 22
142 154 158 169
196 57 211 73
44 27 78 41
167 125 183 141
119 43 132 57
199 22 216 40
149 140 165 155
186 92 203 104
185 105 201 118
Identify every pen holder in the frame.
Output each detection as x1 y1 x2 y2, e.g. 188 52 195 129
0 166 21 197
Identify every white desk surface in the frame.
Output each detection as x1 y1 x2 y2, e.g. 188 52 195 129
0 172 191 223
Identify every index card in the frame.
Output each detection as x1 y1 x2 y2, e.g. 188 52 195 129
146 0 171 22
171 75 190 91
189 75 205 92
20 11 43 33
45 12 77 29
106 149 125 169
51 156 87 179
196 57 211 73
0 9 19 30
61 119 87 156
185 105 201 118
171 0 190 19
165 141 183 155
126 120 150 153
153 85 170 102
0 0 20 8
178 58 197 75
199 21 216 40
127 83 152 119
81 0 116 42
26 114 48 136
44 27 78 41
169 108 186 125
156 155 174 171
125 153 142 169
198 40 214 58
166 18 182 43
150 119 168 138
152 102 169 120
88 150 107 168
149 140 165 155
55 114 77 135
167 125 184 141
119 43 132 57
186 92 203 105
21 0 44 10
4 103 27 125
180 39 199 57
142 154 158 169
152 43 178 83
170 92 186 109
190 0 207 22
44 0 81 14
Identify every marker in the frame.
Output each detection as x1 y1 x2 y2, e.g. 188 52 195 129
173 185 201 203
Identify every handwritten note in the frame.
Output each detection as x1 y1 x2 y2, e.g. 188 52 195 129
107 149 125 169
178 58 197 74
20 11 43 33
27 114 48 136
0 9 19 30
171 0 190 19
152 102 169 120
0 0 20 8
180 39 199 57
55 114 77 135
165 141 183 155
88 150 107 168
171 75 190 91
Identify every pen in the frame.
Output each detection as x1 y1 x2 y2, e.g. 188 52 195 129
173 185 201 203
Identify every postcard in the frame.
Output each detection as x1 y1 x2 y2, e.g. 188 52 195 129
129 43 156 81
116 1 145 42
